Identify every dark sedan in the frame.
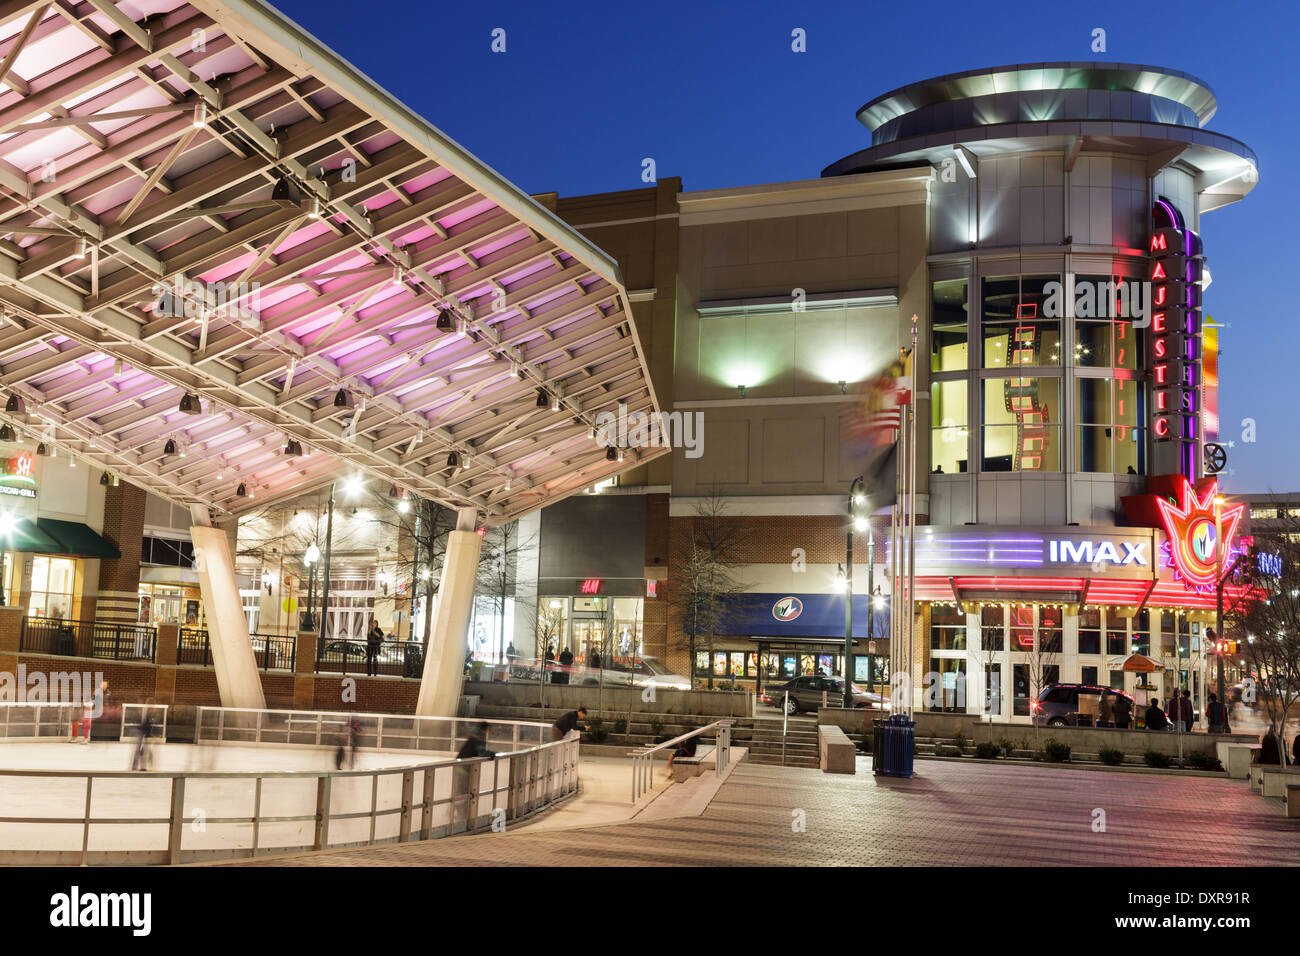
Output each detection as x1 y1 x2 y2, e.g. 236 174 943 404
760 674 890 714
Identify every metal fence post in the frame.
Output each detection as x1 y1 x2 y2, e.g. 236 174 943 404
399 770 414 842
251 777 263 856
167 776 186 865
314 775 332 850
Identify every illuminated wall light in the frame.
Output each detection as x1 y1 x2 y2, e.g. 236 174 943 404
309 197 322 219
192 102 207 128
550 392 560 412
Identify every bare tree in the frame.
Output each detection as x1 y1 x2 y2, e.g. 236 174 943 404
367 493 457 644
474 521 535 664
1020 628 1061 751
668 491 751 689
1225 522 1300 763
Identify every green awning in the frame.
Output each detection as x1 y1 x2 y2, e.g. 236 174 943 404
33 518 121 560
7 518 63 553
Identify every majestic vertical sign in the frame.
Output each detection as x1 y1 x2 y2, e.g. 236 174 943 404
1149 199 1204 479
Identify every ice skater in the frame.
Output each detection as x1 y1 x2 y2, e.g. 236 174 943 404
131 710 155 771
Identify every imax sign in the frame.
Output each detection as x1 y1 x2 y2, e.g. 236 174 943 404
1049 540 1149 567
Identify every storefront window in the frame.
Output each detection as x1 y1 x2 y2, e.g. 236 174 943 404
928 656 966 712
931 279 968 372
713 652 727 677
930 380 968 475
982 275 1061 369
1040 606 1062 653
930 605 966 651
981 377 1060 472
729 652 746 677
695 651 708 674
984 662 1002 716
28 556 76 620
980 605 1004 651
1078 607 1101 655
1009 605 1034 651
1077 378 1145 475
1131 610 1151 656
1 552 11 607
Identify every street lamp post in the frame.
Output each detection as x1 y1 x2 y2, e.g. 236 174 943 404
1214 494 1225 708
844 476 874 709
302 542 320 631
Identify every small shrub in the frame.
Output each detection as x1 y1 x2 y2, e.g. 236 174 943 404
996 736 1018 757
1099 747 1125 766
585 716 608 744
975 742 1000 759
953 732 969 752
1186 750 1224 772
613 717 628 736
648 716 665 737
1044 738 1071 763
1143 750 1172 769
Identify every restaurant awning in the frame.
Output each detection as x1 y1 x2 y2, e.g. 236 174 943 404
7 518 62 553
35 519 121 560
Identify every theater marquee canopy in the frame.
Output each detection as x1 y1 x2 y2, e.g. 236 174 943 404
0 0 663 523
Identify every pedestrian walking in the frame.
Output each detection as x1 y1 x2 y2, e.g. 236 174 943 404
590 648 602 671
1098 691 1114 728
506 642 517 661
1145 698 1169 731
1254 733 1282 766
545 645 555 663
1178 689 1194 732
347 716 362 768
551 706 587 742
1292 734 1299 767
365 617 383 677
1206 691 1229 734
1113 693 1132 729
559 646 573 666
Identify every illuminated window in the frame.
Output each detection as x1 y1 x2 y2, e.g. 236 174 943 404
1079 607 1101 655
931 279 968 372
930 604 966 651
28 556 76 620
981 275 1061 369
980 605 1004 652
1076 378 1146 475
982 377 1060 472
1250 507 1278 519
930 380 968 475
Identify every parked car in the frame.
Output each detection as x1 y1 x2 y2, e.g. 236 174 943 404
507 655 692 691
1032 683 1137 726
760 675 889 714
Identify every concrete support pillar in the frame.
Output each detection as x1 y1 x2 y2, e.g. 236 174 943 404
190 506 265 710
415 508 481 717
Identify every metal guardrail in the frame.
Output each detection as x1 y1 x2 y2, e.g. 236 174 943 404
315 638 424 678
0 702 79 740
20 616 157 662
178 629 296 671
0 707 578 865
120 703 168 742
629 719 733 802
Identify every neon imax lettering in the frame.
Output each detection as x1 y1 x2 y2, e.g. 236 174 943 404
1049 540 1148 566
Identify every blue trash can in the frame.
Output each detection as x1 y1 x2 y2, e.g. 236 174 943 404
878 714 915 778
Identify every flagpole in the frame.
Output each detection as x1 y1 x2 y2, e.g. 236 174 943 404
907 317 919 717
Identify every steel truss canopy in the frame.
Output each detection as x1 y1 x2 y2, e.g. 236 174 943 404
0 0 663 523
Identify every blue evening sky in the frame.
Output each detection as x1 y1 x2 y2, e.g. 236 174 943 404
267 0 1299 493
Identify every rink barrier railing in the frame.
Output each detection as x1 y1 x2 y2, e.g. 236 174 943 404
0 706 578 866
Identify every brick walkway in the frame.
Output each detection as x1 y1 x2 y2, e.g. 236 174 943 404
216 758 1300 867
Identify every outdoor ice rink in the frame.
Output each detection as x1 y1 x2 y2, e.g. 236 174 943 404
0 741 459 860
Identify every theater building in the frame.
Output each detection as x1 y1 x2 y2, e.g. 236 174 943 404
538 62 1259 718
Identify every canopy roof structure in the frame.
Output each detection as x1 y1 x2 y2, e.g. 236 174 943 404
0 0 663 523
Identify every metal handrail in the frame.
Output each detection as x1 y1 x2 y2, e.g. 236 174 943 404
20 616 157 662
314 638 424 678
630 719 734 802
0 708 579 865
177 630 296 671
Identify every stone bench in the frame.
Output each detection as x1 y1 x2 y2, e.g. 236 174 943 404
818 724 856 775
671 745 715 783
1260 766 1300 799
1216 742 1260 779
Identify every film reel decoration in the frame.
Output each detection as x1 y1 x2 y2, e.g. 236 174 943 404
1203 441 1227 475
1004 301 1049 470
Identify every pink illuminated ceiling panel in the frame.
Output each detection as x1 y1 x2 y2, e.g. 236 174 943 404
0 0 659 519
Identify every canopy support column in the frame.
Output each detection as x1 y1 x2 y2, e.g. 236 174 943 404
415 507 481 717
189 505 265 709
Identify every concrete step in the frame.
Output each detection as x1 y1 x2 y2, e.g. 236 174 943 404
748 753 821 768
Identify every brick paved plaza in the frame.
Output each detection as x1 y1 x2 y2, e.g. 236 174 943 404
218 758 1300 867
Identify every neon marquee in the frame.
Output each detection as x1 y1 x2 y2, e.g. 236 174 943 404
1156 478 1243 590
1148 200 1204 478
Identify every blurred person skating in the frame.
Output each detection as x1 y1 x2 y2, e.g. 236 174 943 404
551 706 586 742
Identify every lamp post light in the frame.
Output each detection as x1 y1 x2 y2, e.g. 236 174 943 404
844 476 874 709
1214 493 1225 708
302 542 321 631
